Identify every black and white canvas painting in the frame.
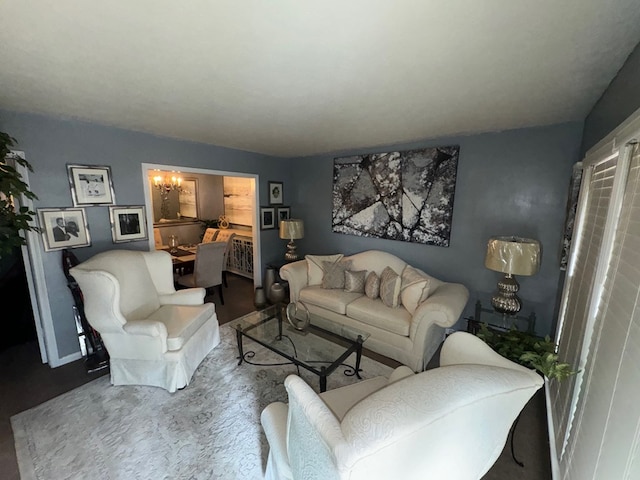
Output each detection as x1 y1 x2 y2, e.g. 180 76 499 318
332 146 460 247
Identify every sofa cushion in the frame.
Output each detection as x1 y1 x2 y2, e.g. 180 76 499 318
400 265 432 314
148 303 215 351
306 254 344 286
365 271 380 298
322 260 353 289
380 266 401 308
299 286 363 315
346 297 411 336
344 270 366 293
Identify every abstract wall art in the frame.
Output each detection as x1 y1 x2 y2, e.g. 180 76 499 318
332 146 460 247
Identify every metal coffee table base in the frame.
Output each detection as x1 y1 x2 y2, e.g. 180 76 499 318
234 327 365 393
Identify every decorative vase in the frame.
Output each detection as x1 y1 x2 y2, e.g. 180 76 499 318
269 283 286 304
254 287 267 308
168 235 179 253
264 267 276 301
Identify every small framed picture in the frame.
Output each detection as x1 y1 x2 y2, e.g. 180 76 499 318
260 206 276 230
67 164 116 206
38 208 91 252
277 206 290 224
268 181 284 205
109 205 148 243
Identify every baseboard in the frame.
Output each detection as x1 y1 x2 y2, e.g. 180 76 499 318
545 377 561 480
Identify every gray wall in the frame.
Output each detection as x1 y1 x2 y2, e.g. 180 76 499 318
291 123 584 337
0 110 291 359
582 41 640 155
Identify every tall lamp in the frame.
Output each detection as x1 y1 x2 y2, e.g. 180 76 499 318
279 219 304 261
485 236 541 315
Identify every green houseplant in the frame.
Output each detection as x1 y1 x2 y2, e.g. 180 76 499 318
0 132 39 257
476 323 577 381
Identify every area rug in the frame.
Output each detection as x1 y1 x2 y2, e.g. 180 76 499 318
11 324 393 480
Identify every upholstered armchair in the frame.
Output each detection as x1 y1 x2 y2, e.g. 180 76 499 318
260 331 543 480
70 249 220 392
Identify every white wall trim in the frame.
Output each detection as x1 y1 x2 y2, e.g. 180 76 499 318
545 377 561 480
10 150 64 366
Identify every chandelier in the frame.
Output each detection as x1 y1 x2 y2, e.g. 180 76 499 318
153 174 183 193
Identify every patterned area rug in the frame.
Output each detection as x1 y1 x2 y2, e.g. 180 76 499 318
11 324 393 480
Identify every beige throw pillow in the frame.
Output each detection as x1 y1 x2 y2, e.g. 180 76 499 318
322 260 353 289
305 254 344 285
380 266 401 308
344 270 366 293
400 265 431 314
365 271 380 298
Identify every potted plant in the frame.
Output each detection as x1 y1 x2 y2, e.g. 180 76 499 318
0 132 39 257
476 323 577 381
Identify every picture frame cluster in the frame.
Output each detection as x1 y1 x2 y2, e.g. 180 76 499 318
37 164 149 252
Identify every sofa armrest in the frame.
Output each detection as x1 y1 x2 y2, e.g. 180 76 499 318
279 260 308 303
410 283 469 334
123 319 168 338
261 402 293 480
158 288 206 305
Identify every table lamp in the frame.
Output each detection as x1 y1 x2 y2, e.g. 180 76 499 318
484 236 541 315
279 219 304 261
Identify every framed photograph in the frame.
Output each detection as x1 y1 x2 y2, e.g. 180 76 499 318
277 206 290 224
109 205 148 243
268 181 284 205
67 164 116 206
38 208 91 252
260 206 276 230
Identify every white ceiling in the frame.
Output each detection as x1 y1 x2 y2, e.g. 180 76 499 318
1 1 640 158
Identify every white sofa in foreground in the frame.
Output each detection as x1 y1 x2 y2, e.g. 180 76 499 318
280 250 469 371
261 331 544 480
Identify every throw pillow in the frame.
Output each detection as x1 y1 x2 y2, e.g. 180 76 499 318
400 265 431 314
322 260 353 289
305 254 344 285
365 271 380 298
379 266 401 308
344 270 366 293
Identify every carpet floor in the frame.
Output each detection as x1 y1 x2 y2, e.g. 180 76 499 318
11 324 393 480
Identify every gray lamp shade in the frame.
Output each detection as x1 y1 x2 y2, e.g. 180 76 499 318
279 219 304 240
485 236 541 276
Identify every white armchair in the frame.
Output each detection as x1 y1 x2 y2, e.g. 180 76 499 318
260 332 544 480
70 249 220 392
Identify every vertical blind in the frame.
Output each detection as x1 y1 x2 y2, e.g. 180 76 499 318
551 155 618 456
562 143 640 479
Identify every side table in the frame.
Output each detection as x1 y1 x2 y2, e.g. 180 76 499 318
466 300 536 335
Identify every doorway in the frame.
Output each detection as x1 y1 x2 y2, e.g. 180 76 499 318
141 163 261 287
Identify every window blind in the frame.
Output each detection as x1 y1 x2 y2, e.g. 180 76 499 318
561 143 640 479
551 155 618 456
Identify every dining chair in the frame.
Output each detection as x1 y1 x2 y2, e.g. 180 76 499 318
214 230 237 287
153 227 165 249
176 241 227 304
202 228 219 243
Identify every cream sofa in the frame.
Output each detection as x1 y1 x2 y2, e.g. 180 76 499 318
280 250 469 371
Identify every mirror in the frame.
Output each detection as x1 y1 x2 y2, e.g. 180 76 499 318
150 176 199 224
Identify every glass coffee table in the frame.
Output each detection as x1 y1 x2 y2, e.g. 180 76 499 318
228 304 369 392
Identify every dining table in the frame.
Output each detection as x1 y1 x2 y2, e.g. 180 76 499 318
162 246 197 275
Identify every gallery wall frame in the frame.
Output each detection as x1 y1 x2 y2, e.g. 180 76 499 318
260 206 276 230
67 164 116 206
38 207 91 252
277 206 290 223
268 181 284 205
109 205 148 243
332 146 460 247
